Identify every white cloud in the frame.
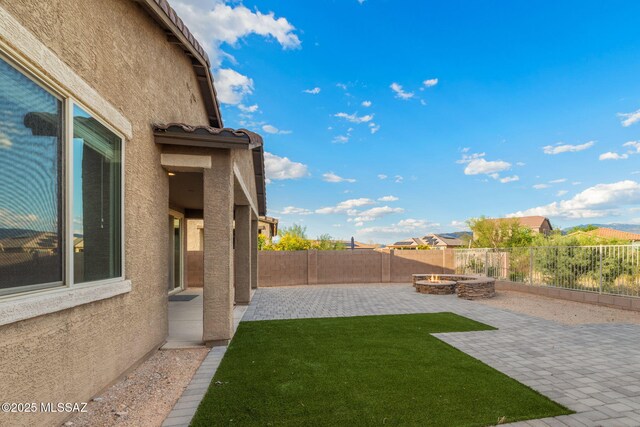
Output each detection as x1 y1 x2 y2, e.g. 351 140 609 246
456 152 486 164
509 180 640 219
262 124 292 135
334 112 374 124
464 158 511 176
280 206 312 215
264 152 309 182
357 218 436 240
238 103 259 113
377 174 388 180
390 82 414 100
543 141 595 155
556 190 568 197
369 122 380 134
173 0 300 105
0 131 11 148
549 178 567 184
351 206 405 223
394 175 404 183
361 100 372 107
599 151 629 161
322 172 356 183
618 109 640 127
500 175 519 183
449 220 468 230
332 135 349 144
213 68 253 105
623 140 640 153
315 198 375 214
336 83 348 90
423 78 438 87
533 184 550 189
378 195 399 202
516 162 526 166
303 87 321 94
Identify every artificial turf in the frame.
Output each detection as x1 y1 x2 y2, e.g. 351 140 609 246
191 313 571 426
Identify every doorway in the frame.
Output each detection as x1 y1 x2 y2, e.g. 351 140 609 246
168 210 184 295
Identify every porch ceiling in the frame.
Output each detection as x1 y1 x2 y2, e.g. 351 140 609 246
154 123 266 216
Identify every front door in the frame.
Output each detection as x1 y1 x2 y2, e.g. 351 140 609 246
168 211 184 294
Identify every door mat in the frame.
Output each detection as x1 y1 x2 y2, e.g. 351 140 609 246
169 294 199 302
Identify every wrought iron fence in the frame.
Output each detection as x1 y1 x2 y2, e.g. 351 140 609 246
454 245 640 297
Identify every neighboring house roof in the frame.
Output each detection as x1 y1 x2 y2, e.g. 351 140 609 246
390 238 425 247
135 0 223 128
585 227 640 241
422 234 464 247
337 240 380 249
486 216 552 231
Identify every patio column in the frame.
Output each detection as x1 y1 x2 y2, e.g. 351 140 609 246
251 218 258 289
234 205 252 304
203 152 234 345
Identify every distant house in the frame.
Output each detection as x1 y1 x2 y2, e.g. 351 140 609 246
388 234 464 250
583 227 640 242
388 238 426 249
336 240 381 250
258 216 279 240
421 233 465 249
480 216 553 236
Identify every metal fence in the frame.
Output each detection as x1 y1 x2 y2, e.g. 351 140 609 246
454 245 640 297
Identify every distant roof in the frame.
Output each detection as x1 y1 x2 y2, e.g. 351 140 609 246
488 216 552 230
585 227 640 241
259 216 279 224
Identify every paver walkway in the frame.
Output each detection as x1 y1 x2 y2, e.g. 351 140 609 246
244 284 640 427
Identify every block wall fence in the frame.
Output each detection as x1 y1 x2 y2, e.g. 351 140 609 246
258 249 455 287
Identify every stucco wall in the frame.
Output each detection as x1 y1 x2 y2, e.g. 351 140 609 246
259 250 456 286
0 1 210 426
317 251 383 284
259 251 309 287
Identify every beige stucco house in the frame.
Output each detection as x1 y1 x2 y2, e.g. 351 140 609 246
0 1 264 425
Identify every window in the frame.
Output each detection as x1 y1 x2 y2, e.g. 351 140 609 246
73 106 122 283
0 55 123 296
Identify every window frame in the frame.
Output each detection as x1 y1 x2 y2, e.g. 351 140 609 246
0 51 126 299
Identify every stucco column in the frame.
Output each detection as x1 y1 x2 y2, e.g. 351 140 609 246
251 219 258 289
203 152 234 345
234 205 251 304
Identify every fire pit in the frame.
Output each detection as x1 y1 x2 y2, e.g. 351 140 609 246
415 275 457 295
412 274 496 300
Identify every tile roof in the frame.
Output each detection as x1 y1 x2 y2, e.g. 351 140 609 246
585 227 640 241
153 123 263 146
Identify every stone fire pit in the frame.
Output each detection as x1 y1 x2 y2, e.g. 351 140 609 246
412 274 496 300
415 279 457 295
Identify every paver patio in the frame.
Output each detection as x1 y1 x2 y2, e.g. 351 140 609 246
243 284 640 426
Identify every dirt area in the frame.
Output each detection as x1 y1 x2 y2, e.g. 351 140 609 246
65 348 208 427
478 290 640 325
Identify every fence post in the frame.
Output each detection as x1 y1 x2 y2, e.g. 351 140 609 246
598 245 603 294
529 247 534 286
484 250 489 276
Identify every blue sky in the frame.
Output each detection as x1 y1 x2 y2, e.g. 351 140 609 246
175 0 640 243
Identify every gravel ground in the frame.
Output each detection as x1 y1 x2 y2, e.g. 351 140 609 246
477 290 640 325
65 348 208 427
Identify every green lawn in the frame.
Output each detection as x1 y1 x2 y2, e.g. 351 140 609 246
191 313 571 426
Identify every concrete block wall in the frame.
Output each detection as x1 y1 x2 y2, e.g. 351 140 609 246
258 249 456 286
259 250 309 286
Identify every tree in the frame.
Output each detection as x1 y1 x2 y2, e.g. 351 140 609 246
468 216 534 249
564 224 598 234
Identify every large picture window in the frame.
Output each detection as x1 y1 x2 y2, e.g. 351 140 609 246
0 57 63 293
0 55 123 296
